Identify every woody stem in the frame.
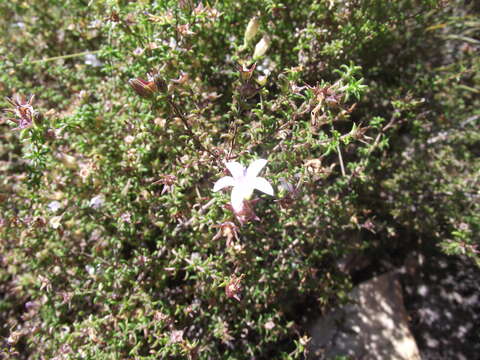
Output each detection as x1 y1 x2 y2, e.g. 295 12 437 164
167 97 216 158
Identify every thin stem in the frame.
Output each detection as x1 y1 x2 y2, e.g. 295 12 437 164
167 97 216 158
119 21 146 48
228 123 238 160
29 50 101 64
227 95 243 159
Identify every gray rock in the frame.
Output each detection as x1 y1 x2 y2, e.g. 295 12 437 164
308 272 420 360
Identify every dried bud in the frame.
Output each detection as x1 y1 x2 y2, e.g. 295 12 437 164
244 16 260 44
170 71 189 86
304 158 322 174
236 62 256 82
152 174 177 195
253 35 271 59
225 274 244 301
105 11 120 23
4 94 41 130
7 330 23 345
177 23 195 36
212 221 240 247
239 81 260 99
33 110 43 125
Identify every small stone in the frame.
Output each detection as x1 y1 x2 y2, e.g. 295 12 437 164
308 272 421 360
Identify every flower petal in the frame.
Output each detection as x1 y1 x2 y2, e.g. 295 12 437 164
246 159 268 178
231 181 255 211
231 186 246 212
226 162 245 180
213 176 236 192
253 177 274 196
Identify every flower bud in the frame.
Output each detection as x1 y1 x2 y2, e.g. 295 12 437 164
244 16 260 44
60 154 77 169
33 111 43 126
152 74 168 93
128 78 157 99
253 35 271 59
256 75 268 86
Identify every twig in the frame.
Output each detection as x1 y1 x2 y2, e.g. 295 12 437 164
336 143 346 176
172 198 216 235
227 95 244 159
228 122 238 160
368 116 398 155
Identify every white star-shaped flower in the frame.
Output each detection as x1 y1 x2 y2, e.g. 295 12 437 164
213 159 274 212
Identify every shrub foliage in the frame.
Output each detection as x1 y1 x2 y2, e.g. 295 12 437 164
0 0 478 358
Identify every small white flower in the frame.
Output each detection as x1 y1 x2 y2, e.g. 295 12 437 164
213 159 274 212
48 201 62 213
12 22 26 29
84 54 102 67
89 194 105 209
85 265 95 276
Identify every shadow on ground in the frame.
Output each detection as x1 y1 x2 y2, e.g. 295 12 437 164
402 247 480 360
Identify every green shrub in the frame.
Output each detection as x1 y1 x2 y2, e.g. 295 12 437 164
0 1 478 358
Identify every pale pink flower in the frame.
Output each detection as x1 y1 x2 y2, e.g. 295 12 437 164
213 159 274 212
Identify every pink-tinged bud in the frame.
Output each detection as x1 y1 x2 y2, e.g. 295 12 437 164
128 78 157 99
244 16 260 44
129 70 168 98
226 199 260 226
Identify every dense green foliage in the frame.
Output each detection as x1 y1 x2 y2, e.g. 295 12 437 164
0 0 478 358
